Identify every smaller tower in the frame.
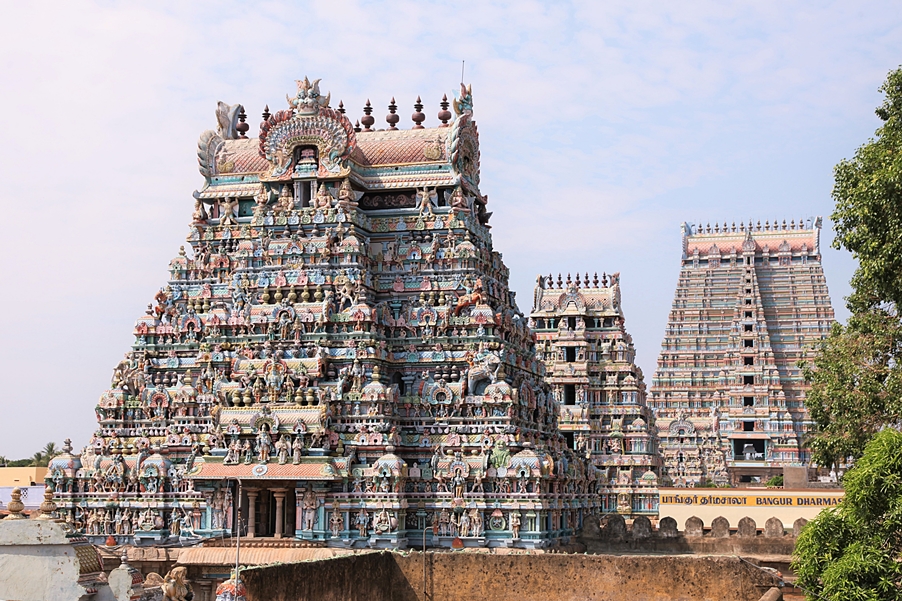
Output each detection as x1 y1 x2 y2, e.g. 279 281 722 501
531 272 660 516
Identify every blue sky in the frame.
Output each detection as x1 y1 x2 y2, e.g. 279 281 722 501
0 1 899 457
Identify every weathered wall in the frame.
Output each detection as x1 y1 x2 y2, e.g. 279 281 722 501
242 551 781 601
0 520 92 601
241 552 405 601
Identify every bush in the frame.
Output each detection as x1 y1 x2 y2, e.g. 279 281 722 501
792 429 902 600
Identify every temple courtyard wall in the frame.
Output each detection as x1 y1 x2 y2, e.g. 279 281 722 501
89 512 806 600
240 551 782 601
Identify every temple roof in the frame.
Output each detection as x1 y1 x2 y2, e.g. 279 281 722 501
531 276 623 317
186 460 346 480
352 128 448 166
681 218 822 258
196 80 478 196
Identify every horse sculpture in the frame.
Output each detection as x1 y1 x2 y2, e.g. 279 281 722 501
452 289 483 316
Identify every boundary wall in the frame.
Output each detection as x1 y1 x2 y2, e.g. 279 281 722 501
240 551 782 601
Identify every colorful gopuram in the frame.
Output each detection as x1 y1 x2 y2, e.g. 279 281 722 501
648 220 835 486
530 273 660 515
48 78 605 549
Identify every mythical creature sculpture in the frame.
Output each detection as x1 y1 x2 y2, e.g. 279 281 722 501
111 355 144 396
287 77 330 116
452 83 473 116
161 566 192 601
466 345 501 396
215 102 244 140
489 439 511 470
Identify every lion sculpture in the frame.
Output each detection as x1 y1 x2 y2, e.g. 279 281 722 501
161 566 193 601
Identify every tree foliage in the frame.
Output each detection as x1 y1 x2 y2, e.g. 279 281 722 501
802 310 902 465
0 443 63 468
793 429 902 600
802 67 902 466
796 67 902 601
832 67 902 311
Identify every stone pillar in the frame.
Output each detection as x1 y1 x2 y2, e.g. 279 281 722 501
273 489 287 539
246 489 259 538
197 580 213 601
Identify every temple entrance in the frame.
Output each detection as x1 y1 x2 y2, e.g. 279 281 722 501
244 485 296 538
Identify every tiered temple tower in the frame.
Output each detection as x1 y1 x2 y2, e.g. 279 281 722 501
530 272 660 515
49 78 604 550
649 220 835 486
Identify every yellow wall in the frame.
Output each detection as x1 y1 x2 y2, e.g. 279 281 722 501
0 467 48 487
658 487 844 529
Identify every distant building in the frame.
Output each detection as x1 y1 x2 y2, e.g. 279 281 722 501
0 467 47 487
530 272 660 515
649 219 835 486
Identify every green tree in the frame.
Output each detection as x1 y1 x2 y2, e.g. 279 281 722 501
24 443 61 468
792 428 902 600
802 67 902 467
42 442 59 460
802 310 902 466
831 67 902 311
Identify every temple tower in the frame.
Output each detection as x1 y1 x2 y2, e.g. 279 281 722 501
531 272 660 515
52 79 603 553
649 220 835 486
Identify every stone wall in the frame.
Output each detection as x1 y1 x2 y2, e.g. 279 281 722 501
241 552 399 601
241 550 781 601
0 519 109 601
578 514 801 557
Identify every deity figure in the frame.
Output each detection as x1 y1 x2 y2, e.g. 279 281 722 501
192 200 208 224
313 183 333 209
256 426 273 462
451 468 466 500
275 434 290 465
330 508 343 538
438 508 451 536
373 508 395 534
509 511 521 539
224 440 240 465
292 435 304 464
336 178 359 210
489 439 511 470
469 508 483 537
355 508 369 537
448 187 471 214
416 187 437 216
459 510 471 537
220 197 238 226
276 184 293 213
302 490 317 530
